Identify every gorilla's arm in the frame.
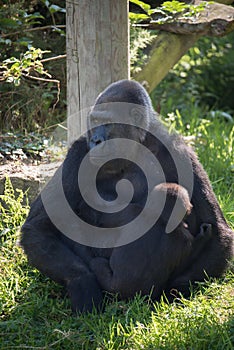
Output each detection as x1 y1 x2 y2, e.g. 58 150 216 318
22 221 102 312
21 137 103 313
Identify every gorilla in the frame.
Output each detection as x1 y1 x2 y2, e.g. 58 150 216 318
21 80 233 313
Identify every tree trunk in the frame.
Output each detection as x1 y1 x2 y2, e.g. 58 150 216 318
66 0 129 144
134 32 200 92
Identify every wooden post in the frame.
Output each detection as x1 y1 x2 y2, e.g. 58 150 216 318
66 0 129 144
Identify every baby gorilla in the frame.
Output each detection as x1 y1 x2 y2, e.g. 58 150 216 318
90 183 211 300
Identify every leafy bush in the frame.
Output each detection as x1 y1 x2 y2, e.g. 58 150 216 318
151 32 234 116
0 132 48 161
0 0 66 132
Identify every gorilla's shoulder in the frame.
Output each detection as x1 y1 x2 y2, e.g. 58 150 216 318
66 135 89 158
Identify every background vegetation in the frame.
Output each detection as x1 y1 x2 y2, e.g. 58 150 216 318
0 0 233 349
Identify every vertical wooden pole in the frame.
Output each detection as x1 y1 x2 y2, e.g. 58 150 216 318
66 0 129 144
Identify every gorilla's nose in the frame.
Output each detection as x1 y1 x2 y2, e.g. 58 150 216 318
90 134 105 148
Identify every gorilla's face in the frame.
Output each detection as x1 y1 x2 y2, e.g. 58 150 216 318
87 107 148 171
87 80 152 172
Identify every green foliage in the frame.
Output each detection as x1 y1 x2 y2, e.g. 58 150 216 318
129 1 211 24
0 8 44 52
161 0 189 14
0 177 29 239
157 1 211 23
129 12 150 21
130 27 157 75
164 111 234 206
0 0 65 58
0 77 64 132
1 47 51 86
42 0 66 15
129 0 151 21
0 0 66 132
0 132 48 161
158 0 210 17
151 33 234 115
130 0 151 12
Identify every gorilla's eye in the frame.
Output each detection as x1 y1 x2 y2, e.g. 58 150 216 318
91 118 100 127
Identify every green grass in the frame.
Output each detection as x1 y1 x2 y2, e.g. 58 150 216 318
0 112 234 349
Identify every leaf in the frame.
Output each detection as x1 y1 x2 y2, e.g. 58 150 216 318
129 0 151 12
51 27 66 36
41 0 50 7
49 4 66 14
0 38 12 45
129 13 149 21
3 57 19 64
23 12 45 21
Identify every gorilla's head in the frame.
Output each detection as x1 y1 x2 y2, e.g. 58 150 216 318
94 80 152 107
87 80 154 169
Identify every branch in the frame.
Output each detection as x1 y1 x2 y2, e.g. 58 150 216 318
136 1 234 37
1 25 66 38
21 73 59 84
21 73 61 111
41 54 66 63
